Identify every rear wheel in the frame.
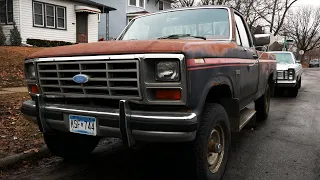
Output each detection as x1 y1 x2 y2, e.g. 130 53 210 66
184 103 231 180
255 83 270 121
44 131 100 160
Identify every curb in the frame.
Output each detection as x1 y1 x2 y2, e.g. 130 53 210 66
0 146 50 169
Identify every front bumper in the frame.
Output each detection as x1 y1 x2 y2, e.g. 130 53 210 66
21 97 198 146
275 80 297 87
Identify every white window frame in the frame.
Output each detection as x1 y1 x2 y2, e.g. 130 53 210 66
33 2 45 27
128 0 145 8
56 6 66 29
98 13 101 23
158 0 164 11
0 0 13 24
45 4 55 28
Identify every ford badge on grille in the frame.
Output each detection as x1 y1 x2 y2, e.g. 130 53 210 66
73 74 89 83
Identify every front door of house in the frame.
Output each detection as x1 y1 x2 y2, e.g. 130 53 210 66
76 13 88 43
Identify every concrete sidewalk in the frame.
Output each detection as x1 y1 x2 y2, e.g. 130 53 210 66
0 87 28 95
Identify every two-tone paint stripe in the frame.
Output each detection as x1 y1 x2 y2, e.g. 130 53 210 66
187 58 276 71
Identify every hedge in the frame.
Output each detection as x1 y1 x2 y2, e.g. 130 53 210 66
26 38 74 47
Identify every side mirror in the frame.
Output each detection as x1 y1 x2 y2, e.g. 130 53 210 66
254 34 272 46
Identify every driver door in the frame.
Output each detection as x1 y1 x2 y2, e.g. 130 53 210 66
234 13 259 108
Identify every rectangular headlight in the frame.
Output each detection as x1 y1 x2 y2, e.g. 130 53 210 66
155 61 180 82
25 63 36 79
288 69 295 80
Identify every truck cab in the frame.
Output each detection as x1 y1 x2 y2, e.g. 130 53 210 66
22 6 276 180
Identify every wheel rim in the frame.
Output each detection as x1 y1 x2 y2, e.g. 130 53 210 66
207 124 225 174
265 86 270 113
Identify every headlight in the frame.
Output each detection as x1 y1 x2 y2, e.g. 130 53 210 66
288 69 295 80
25 63 36 79
155 61 180 81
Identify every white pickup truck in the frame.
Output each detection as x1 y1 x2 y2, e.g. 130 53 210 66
267 51 303 97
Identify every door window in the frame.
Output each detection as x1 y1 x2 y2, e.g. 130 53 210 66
234 14 250 48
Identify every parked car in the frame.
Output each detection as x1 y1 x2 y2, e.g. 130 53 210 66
267 51 303 97
309 59 320 68
21 6 276 180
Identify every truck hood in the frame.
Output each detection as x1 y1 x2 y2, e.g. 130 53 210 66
277 63 296 71
27 40 238 60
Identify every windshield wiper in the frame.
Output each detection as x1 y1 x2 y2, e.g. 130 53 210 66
157 34 206 40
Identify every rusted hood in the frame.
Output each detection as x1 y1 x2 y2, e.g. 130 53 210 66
27 40 238 59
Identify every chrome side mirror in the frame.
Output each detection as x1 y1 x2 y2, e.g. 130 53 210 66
254 34 272 46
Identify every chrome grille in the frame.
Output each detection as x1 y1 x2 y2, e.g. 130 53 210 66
37 60 141 99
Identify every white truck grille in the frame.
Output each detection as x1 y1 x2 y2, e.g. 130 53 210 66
37 60 141 100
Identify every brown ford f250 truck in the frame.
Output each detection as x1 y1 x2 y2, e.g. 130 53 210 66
21 6 276 180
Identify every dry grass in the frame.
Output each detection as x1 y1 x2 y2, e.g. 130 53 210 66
0 92 44 158
0 46 43 88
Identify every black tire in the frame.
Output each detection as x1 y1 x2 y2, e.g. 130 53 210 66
186 103 231 180
288 85 298 97
44 131 100 160
255 83 270 121
298 78 302 89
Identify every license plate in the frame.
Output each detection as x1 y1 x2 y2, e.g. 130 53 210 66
69 115 97 136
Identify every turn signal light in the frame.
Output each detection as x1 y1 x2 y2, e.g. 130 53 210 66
155 89 181 100
30 85 39 94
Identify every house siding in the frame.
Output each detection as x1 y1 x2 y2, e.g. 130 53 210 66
94 0 172 39
19 0 99 43
88 13 99 43
94 0 127 40
2 0 20 44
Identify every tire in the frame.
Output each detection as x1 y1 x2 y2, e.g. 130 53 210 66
44 131 100 160
255 83 270 121
298 78 302 89
288 85 299 97
185 103 231 180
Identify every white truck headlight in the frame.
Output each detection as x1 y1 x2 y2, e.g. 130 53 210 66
288 69 295 80
25 63 36 79
155 61 180 81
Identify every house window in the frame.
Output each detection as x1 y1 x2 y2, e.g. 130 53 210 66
56 6 66 29
0 0 13 24
129 0 145 8
158 1 164 11
45 4 55 28
33 1 66 29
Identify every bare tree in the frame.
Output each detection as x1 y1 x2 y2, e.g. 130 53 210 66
172 0 195 8
255 0 298 36
283 6 320 63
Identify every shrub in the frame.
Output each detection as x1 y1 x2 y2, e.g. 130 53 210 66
9 22 22 46
26 38 73 47
0 24 6 46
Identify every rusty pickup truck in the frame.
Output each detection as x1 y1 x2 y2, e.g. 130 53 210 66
21 6 276 180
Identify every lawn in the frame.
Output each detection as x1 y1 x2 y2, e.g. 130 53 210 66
0 46 43 88
0 92 44 159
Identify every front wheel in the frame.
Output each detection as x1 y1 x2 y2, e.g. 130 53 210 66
288 85 299 97
44 131 100 160
186 103 231 180
255 83 271 121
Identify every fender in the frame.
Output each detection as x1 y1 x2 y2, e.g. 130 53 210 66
194 75 236 113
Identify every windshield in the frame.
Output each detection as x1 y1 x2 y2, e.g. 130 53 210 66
119 8 230 40
272 53 295 64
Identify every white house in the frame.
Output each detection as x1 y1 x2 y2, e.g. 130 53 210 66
93 0 175 39
0 0 116 44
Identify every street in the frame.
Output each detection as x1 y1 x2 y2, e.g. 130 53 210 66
2 68 320 180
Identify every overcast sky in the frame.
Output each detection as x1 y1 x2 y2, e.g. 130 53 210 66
294 0 320 6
